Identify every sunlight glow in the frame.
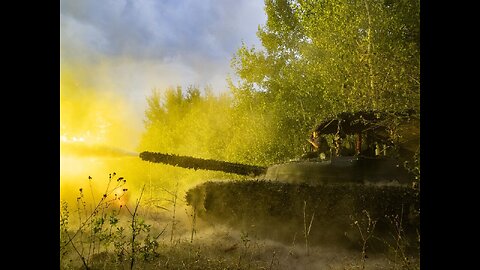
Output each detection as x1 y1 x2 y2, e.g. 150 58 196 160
60 65 143 206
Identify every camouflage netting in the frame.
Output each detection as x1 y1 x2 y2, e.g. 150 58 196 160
186 180 419 253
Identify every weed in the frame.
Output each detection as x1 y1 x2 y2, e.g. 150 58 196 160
381 206 420 270
303 200 315 256
351 210 377 270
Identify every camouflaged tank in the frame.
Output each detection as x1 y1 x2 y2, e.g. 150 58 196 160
140 109 419 186
139 110 420 251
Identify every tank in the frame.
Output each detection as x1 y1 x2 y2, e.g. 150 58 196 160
139 109 419 186
139 110 420 251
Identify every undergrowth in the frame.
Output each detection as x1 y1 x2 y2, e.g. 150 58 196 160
60 172 419 269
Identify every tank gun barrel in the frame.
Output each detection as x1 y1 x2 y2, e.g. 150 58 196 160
139 151 267 177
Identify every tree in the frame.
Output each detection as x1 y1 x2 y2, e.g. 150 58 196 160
140 85 234 160
229 0 420 162
140 0 420 167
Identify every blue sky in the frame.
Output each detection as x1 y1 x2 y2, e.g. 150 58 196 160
60 0 266 145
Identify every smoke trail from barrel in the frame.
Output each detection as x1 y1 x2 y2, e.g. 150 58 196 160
61 142 138 158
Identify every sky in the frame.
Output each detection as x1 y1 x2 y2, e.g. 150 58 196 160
60 0 267 150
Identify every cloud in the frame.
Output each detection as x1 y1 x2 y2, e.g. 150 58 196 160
60 0 266 142
60 0 265 65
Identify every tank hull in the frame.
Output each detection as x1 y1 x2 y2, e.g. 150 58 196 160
264 156 412 185
186 180 419 251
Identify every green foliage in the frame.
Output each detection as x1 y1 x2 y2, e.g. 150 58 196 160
139 85 251 205
60 200 71 263
227 0 420 164
59 173 163 269
140 85 234 160
139 1 419 169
